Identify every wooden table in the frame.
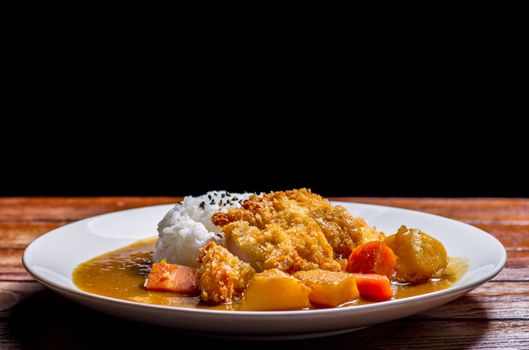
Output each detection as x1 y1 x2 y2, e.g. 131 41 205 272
1 198 528 349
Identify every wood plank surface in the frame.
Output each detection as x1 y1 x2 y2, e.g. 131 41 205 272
1 197 528 349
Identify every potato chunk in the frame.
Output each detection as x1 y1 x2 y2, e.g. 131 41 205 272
385 226 448 283
294 270 359 307
239 269 311 311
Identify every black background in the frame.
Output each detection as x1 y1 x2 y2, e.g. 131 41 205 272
3 109 526 197
2 42 526 198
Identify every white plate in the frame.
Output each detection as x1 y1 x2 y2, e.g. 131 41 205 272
23 202 506 339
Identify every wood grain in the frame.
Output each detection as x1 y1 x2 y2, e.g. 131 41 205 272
0 197 179 222
333 198 529 224
1 197 528 349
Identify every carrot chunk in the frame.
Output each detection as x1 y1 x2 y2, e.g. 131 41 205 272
350 273 393 301
347 241 397 277
145 261 198 294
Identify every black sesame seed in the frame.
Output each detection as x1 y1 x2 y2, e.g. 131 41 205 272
210 200 215 205
208 195 212 200
199 201 205 209
222 193 226 198
233 197 239 201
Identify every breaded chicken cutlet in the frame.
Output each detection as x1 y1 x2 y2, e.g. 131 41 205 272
212 188 383 273
196 241 255 303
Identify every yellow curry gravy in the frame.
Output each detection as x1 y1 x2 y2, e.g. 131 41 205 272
73 238 468 310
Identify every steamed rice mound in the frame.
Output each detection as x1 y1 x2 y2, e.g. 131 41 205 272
154 191 251 267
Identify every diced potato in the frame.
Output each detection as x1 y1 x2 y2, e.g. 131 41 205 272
239 269 311 311
294 270 359 307
385 226 448 283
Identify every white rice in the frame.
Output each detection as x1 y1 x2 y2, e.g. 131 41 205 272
154 191 252 267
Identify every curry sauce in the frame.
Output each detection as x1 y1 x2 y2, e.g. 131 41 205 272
73 238 467 310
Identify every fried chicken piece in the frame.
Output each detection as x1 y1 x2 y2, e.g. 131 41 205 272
212 189 382 273
285 188 384 257
196 241 255 303
222 215 341 273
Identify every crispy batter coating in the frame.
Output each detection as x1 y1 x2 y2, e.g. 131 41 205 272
196 241 255 303
286 188 383 255
212 189 382 273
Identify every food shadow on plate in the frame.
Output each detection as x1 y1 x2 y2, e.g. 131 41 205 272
7 290 490 349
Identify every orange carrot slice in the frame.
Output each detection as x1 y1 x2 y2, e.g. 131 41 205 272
350 273 393 301
145 261 198 294
347 241 397 277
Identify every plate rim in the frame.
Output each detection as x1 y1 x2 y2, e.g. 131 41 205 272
22 201 507 317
